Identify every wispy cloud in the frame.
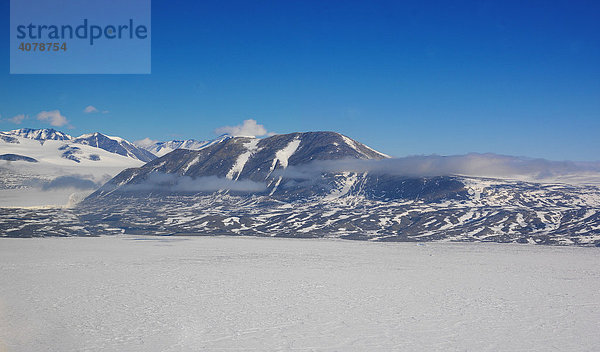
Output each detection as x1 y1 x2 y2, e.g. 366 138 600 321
3 114 28 124
276 153 600 183
36 110 71 127
83 105 99 113
119 173 267 193
215 119 275 137
41 175 99 191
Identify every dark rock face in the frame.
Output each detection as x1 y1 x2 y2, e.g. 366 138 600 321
58 145 82 163
0 133 19 144
0 154 38 162
109 132 386 183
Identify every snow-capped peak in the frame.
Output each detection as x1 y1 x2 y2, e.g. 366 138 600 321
135 134 235 157
72 132 156 162
8 128 72 141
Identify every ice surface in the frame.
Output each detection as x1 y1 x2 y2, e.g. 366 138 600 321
1 237 598 351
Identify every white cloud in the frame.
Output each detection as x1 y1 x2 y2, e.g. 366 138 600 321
276 153 600 184
215 119 274 137
134 137 159 147
121 173 267 193
5 114 28 124
36 110 70 127
83 105 99 114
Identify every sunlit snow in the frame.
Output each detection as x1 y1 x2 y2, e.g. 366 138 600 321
1 236 598 351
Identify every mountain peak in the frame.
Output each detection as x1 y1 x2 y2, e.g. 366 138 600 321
72 133 156 162
135 133 236 157
90 131 391 198
8 128 72 141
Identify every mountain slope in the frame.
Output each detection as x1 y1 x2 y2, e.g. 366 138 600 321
0 131 145 172
91 132 393 198
77 131 600 246
2 129 598 245
72 179 600 245
3 128 156 162
0 128 148 207
6 128 72 141
72 132 156 162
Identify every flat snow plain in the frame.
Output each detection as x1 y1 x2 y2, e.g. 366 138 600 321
1 236 598 351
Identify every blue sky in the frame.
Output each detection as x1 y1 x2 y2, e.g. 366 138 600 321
1 0 599 160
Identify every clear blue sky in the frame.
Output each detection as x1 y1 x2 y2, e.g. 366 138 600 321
1 0 599 160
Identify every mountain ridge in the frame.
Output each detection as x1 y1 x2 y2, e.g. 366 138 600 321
135 134 233 157
2 128 599 245
90 131 392 198
3 128 155 162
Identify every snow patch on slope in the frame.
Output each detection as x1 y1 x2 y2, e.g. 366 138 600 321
275 138 301 169
362 143 390 158
339 133 389 159
340 135 360 152
268 138 302 177
226 139 260 180
326 172 358 199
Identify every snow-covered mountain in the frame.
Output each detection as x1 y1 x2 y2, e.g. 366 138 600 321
135 134 232 157
72 132 156 162
2 129 155 162
0 128 150 207
92 131 390 197
0 128 150 171
74 132 599 245
5 128 72 141
2 130 599 246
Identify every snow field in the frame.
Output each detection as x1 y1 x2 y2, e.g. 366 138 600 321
0 236 598 351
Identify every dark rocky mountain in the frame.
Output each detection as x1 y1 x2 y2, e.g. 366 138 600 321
74 131 600 246
2 131 599 246
89 131 421 200
0 132 19 144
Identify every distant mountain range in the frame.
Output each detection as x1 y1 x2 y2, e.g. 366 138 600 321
1 127 225 162
0 128 219 206
136 134 232 157
1 128 599 246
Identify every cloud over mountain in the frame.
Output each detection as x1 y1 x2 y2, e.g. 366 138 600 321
215 119 274 137
119 173 267 193
37 110 70 127
277 153 600 182
134 137 159 148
